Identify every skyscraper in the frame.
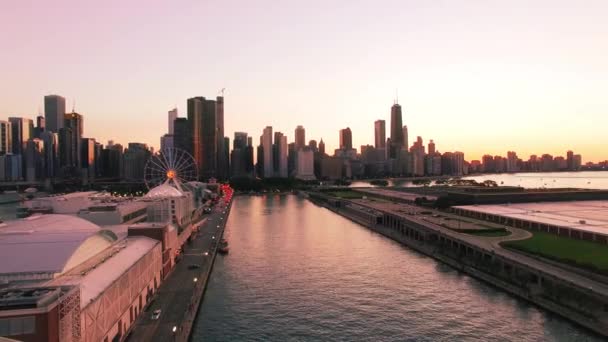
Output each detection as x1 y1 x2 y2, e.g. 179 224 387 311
0 121 11 155
231 132 252 178
390 103 403 145
234 132 248 150
202 99 217 180
8 117 33 155
41 131 58 178
308 140 317 152
64 112 83 169
295 125 306 149
374 120 386 148
262 126 274 178
187 96 204 173
567 150 574 170
402 125 408 151
216 96 228 180
123 143 150 181
81 138 96 181
389 103 404 159
410 136 425 176
168 108 178 135
339 128 352 150
318 139 325 155
44 95 66 132
173 118 191 153
428 139 436 155
278 134 288 178
34 116 45 138
187 95 225 180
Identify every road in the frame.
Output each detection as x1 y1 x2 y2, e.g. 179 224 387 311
127 197 231 342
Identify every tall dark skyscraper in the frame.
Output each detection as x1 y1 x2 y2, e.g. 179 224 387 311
374 120 386 148
173 118 191 154
216 96 228 180
63 112 83 169
8 117 33 155
339 127 352 150
234 132 248 149
295 125 305 149
390 102 403 158
187 96 204 172
188 95 224 180
201 99 217 180
44 95 66 132
390 103 403 145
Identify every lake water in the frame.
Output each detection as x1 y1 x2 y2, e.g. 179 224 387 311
350 171 608 189
192 195 601 341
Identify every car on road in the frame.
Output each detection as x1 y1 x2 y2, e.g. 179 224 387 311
188 264 201 269
151 309 161 320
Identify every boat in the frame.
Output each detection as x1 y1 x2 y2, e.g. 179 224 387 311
218 246 229 254
220 239 228 246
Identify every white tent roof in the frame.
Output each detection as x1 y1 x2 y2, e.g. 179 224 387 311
0 214 117 276
144 184 183 198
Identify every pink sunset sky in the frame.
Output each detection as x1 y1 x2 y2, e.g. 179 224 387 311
1 0 607 162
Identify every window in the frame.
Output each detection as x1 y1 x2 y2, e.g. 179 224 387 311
0 316 36 336
21 317 35 335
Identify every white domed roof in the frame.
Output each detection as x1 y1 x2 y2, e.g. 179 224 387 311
0 214 117 276
144 184 183 198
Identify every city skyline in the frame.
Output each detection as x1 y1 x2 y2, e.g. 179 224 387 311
2 1 608 162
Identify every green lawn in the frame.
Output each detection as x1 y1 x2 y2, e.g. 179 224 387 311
326 191 363 199
501 232 608 274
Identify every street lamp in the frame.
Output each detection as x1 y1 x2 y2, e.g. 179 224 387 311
194 277 198 283
172 326 177 333
204 252 208 256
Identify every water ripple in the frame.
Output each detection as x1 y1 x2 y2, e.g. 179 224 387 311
192 195 602 342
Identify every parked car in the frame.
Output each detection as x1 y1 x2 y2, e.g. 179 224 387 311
188 264 201 270
151 309 161 320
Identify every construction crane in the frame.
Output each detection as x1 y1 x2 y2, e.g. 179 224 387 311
219 88 226 96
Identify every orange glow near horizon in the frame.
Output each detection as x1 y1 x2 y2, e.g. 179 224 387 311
1 1 607 162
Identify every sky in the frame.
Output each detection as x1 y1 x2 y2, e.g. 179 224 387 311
1 0 607 162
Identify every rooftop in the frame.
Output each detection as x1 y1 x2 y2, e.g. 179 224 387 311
48 236 159 308
0 215 117 277
453 201 608 236
144 184 184 198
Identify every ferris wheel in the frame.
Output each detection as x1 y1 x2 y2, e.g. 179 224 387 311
144 147 198 189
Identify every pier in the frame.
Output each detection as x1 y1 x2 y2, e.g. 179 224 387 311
128 193 233 342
